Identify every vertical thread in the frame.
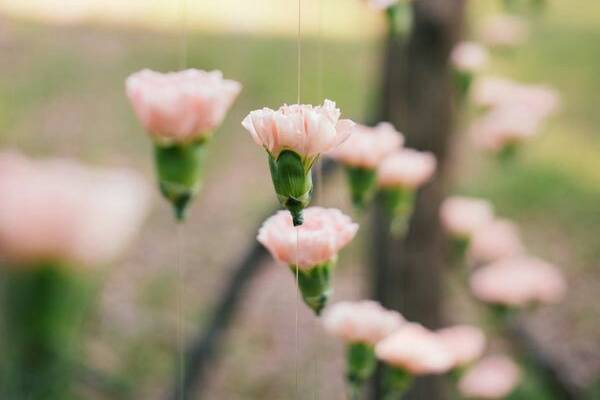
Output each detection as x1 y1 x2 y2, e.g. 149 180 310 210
295 2 302 399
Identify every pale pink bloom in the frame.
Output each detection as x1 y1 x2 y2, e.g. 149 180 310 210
242 99 355 163
470 106 541 152
327 122 404 169
126 69 241 143
377 149 437 190
472 77 520 110
375 323 454 375
0 152 150 268
469 219 524 264
451 41 489 73
459 355 520 399
322 300 405 345
480 15 529 48
440 196 494 239
436 325 486 367
366 0 399 10
257 207 358 270
470 256 567 307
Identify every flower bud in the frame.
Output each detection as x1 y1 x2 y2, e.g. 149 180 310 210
154 141 206 221
292 260 332 315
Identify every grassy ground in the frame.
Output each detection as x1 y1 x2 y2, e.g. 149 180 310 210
0 0 599 398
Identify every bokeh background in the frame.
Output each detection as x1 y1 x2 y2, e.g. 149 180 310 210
0 0 598 398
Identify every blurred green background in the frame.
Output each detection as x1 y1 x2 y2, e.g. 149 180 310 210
0 0 598 398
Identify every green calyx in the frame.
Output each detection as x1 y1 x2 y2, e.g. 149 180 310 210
154 140 208 222
346 343 377 397
379 187 415 237
385 2 413 38
0 264 92 399
290 260 333 315
453 69 474 102
269 150 313 226
346 167 377 210
498 141 520 165
382 366 413 400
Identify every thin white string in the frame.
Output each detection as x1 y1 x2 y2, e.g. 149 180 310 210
295 2 302 399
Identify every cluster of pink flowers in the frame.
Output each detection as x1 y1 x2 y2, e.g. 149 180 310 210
0 151 150 268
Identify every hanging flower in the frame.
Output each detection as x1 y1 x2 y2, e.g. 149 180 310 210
436 325 486 370
126 68 241 220
468 219 524 265
376 149 436 234
375 323 454 397
440 196 495 256
451 41 488 98
480 15 529 48
470 256 567 308
459 355 521 399
243 100 355 225
322 301 404 394
257 207 358 314
0 151 150 268
328 122 403 208
365 0 399 10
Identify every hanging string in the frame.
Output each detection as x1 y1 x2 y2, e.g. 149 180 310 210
295 2 302 399
176 2 188 400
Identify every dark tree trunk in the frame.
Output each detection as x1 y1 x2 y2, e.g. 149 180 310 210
371 0 465 399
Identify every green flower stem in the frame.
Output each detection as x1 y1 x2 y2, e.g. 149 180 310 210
0 264 92 400
382 366 413 400
345 167 377 210
290 260 333 315
269 150 313 226
379 187 415 238
346 343 376 397
154 139 208 222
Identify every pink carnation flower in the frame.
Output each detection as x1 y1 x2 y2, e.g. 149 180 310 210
328 122 404 169
470 256 567 307
242 99 355 164
436 325 486 367
451 41 488 73
468 219 524 264
257 207 358 270
470 106 541 152
322 300 404 345
377 149 437 190
440 196 494 239
480 15 529 48
459 355 521 399
0 152 150 267
375 323 454 375
126 69 241 144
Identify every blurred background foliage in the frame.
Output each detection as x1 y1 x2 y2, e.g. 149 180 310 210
0 0 598 398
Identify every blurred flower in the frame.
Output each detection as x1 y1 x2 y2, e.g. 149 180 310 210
440 196 494 240
0 151 150 268
126 69 241 144
328 122 403 208
451 41 488 73
470 256 567 307
480 14 529 48
366 0 399 10
459 355 521 399
257 207 358 313
322 300 404 346
375 323 454 375
472 77 519 110
436 325 486 368
243 100 355 225
377 149 436 190
126 68 241 220
469 219 524 265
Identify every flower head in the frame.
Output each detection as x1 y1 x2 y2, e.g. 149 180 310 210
436 325 486 368
375 323 454 375
451 41 488 73
328 122 403 169
480 15 529 48
126 69 241 144
469 219 523 264
0 151 150 268
257 207 358 270
322 301 404 345
459 355 520 399
377 149 437 190
366 0 399 10
470 256 567 307
242 99 355 166
440 196 494 239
